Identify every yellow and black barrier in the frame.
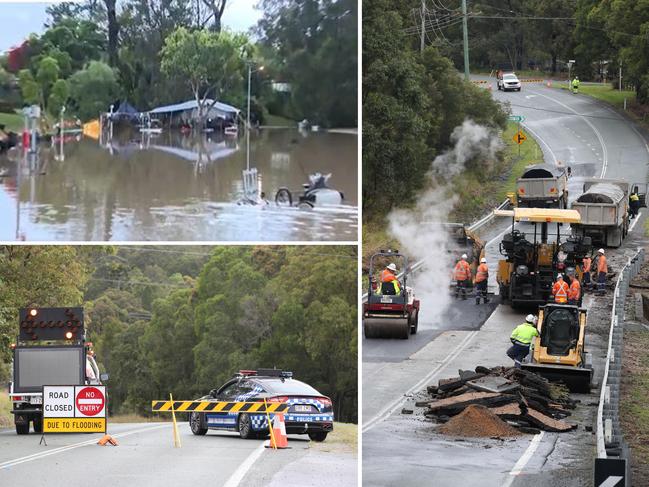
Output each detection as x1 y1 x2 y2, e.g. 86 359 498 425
520 79 545 83
151 400 289 413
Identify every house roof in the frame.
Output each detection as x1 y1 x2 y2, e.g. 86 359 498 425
150 99 240 115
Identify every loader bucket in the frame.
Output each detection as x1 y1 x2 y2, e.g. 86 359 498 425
363 317 410 339
521 363 592 393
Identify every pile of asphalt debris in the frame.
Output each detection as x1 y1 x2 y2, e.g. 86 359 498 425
414 366 580 436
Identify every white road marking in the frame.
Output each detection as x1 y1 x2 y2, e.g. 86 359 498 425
501 432 545 487
629 212 642 233
362 330 479 433
520 123 558 165
222 442 266 487
0 424 168 470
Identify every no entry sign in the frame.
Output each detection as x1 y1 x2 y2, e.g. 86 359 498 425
76 387 105 417
43 385 106 433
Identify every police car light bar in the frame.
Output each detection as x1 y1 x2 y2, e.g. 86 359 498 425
239 369 293 378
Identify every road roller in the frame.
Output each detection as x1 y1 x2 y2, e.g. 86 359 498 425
363 250 420 339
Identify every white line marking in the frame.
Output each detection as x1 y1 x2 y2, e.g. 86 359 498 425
0 424 168 470
520 123 558 165
501 432 545 487
629 212 642 233
362 330 479 433
222 442 266 487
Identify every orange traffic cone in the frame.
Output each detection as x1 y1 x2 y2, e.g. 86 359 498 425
265 413 289 449
97 434 119 446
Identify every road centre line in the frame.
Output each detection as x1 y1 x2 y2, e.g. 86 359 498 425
502 432 546 487
362 330 479 433
222 442 266 487
0 424 168 471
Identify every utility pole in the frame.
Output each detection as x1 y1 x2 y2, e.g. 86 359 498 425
420 0 426 53
619 63 622 92
462 0 470 80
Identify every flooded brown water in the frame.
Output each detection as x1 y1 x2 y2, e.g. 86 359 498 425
0 129 357 241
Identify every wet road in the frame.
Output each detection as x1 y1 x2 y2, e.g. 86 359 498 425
0 129 357 241
362 80 649 486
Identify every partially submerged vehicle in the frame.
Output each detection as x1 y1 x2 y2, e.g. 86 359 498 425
363 250 420 339
522 303 592 393
275 173 344 209
496 208 591 307
516 164 569 209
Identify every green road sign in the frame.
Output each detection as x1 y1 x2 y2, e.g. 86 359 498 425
508 115 525 122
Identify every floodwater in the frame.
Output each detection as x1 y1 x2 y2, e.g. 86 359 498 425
0 129 357 241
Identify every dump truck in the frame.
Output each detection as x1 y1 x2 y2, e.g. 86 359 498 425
516 164 568 208
571 179 646 247
363 250 420 339
8 307 104 434
522 303 592 393
496 208 591 308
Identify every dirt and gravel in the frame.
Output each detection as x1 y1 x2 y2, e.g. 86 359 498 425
438 404 521 438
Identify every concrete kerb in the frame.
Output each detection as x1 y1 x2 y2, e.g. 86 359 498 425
595 247 645 471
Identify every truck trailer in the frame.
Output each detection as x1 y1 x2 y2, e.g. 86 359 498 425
516 164 568 209
8 307 103 434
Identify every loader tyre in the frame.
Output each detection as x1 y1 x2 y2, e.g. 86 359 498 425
16 422 29 435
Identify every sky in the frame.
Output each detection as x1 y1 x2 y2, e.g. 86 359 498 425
0 0 263 53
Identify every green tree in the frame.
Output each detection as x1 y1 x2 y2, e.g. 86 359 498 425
48 78 69 116
160 27 248 126
68 61 120 121
18 69 40 105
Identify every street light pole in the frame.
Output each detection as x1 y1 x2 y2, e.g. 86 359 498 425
461 0 470 81
246 62 252 171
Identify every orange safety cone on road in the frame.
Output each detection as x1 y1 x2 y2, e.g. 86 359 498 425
97 434 119 446
265 413 289 449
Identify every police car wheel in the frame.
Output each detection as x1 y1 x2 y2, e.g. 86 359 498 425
308 432 328 442
190 412 207 436
238 413 254 439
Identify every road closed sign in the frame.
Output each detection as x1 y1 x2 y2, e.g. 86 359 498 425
43 385 107 433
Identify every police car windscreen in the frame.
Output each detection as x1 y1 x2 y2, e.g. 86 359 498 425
16 348 83 391
264 379 321 395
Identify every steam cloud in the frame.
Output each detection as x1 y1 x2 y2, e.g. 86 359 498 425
387 119 503 330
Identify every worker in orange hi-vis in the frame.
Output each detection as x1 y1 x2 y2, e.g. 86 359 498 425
379 263 401 295
474 257 490 305
454 254 472 300
582 255 592 290
551 273 569 304
568 276 581 306
596 248 607 294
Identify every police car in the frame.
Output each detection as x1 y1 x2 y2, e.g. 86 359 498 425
188 369 334 442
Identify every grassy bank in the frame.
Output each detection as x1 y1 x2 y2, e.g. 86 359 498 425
263 114 296 127
555 83 636 109
0 391 12 428
363 120 543 269
0 111 23 132
310 422 357 453
621 329 649 482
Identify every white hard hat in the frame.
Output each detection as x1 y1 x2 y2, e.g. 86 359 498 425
480 257 487 263
387 263 397 272
526 314 536 323
461 254 468 259
557 273 563 279
598 248 605 254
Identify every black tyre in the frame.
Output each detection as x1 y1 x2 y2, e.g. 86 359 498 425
298 201 314 210
16 422 29 435
410 310 419 335
238 413 255 439
33 417 43 434
401 320 410 340
189 412 207 436
308 432 328 442
275 188 292 206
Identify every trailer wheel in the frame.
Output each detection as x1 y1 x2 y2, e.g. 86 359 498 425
33 417 43 434
16 422 29 435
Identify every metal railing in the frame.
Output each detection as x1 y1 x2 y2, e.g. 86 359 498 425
362 198 511 302
596 247 645 459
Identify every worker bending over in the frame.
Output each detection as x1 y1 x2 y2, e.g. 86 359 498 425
379 263 401 295
551 273 569 304
507 314 539 368
454 254 472 300
596 248 607 294
474 257 489 305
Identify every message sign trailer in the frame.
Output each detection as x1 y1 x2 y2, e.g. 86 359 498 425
43 385 107 433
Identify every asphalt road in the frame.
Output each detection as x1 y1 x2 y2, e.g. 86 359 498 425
362 79 649 486
0 422 357 487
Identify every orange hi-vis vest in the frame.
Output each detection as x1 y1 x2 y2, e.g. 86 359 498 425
582 257 591 273
454 260 471 281
569 279 581 301
598 255 608 273
475 263 489 283
552 279 569 303
381 269 398 283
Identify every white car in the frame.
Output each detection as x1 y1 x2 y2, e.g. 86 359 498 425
498 73 522 92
